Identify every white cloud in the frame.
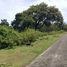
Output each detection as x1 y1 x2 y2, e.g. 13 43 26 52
0 0 32 23
0 0 67 24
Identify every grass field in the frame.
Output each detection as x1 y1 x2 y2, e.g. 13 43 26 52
0 32 65 67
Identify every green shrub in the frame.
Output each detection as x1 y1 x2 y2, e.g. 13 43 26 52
0 26 45 49
20 29 45 45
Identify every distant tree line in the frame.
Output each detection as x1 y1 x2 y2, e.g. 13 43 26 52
0 3 67 32
0 19 9 26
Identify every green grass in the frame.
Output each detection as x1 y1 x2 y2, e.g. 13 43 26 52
0 32 65 67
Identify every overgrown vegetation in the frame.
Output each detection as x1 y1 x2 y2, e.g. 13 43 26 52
0 2 66 67
0 31 65 67
0 25 45 49
0 2 66 49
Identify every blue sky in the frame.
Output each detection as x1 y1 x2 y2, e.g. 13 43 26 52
0 0 67 24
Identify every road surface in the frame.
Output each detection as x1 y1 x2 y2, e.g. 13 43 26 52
27 35 67 67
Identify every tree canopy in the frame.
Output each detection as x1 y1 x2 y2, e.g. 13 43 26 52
11 2 64 32
0 19 9 26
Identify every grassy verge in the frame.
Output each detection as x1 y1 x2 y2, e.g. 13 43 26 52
0 31 65 67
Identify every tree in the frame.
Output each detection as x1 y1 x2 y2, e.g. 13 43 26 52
11 2 64 32
11 13 35 31
62 23 67 31
0 19 9 26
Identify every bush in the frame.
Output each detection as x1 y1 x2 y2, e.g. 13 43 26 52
0 26 45 49
20 29 45 45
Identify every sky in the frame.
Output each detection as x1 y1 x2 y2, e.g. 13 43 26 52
0 0 67 24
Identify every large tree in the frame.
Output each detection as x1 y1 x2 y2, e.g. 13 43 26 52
11 2 63 31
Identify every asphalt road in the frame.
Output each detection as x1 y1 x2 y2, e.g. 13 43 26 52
27 35 67 67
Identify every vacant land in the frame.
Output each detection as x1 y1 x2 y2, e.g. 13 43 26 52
0 32 65 67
